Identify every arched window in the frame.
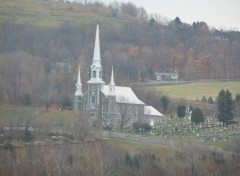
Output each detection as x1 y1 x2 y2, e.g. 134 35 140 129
90 95 95 108
102 105 106 118
99 71 102 78
93 70 96 78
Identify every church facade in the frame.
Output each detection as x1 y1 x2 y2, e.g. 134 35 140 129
74 25 163 128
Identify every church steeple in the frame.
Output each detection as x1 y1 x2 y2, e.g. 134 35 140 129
109 67 116 96
87 24 104 84
75 65 83 96
87 24 105 110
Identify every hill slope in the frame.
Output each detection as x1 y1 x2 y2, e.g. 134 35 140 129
0 0 135 27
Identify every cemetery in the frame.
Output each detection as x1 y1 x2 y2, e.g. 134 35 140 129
151 116 240 145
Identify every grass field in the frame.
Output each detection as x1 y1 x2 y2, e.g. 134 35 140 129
0 107 74 126
152 80 240 101
0 0 135 27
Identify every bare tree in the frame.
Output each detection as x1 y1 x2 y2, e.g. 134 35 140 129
72 112 95 141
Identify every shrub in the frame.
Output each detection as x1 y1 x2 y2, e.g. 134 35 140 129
191 108 204 124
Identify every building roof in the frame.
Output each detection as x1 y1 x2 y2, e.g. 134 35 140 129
101 85 145 105
144 106 163 117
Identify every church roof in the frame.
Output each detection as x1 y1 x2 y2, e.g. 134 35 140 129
144 106 163 117
101 85 145 105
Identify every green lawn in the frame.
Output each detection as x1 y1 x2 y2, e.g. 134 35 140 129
153 80 240 100
0 0 135 27
0 107 74 127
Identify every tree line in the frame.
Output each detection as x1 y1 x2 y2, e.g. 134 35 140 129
0 4 240 106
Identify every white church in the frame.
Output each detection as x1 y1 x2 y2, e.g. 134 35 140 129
74 25 163 128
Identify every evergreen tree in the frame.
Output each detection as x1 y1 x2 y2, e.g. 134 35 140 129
216 89 234 123
191 108 204 124
208 96 214 104
161 96 170 113
225 89 234 120
177 105 186 118
235 94 240 104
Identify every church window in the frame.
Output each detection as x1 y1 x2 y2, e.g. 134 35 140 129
99 71 102 78
91 95 95 108
93 70 96 78
102 105 106 118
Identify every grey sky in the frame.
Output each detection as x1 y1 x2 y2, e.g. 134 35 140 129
104 0 240 30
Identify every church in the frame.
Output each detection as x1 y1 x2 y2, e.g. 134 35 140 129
74 25 163 128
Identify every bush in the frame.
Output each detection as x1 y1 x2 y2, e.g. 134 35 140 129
132 122 152 133
177 105 186 118
191 108 204 124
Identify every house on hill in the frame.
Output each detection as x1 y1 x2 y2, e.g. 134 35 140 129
74 25 163 128
154 72 179 81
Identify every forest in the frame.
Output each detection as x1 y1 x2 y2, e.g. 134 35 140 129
0 0 240 107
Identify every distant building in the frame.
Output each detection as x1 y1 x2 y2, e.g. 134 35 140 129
74 25 163 128
154 72 179 81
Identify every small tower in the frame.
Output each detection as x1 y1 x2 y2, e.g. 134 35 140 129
74 66 83 113
107 67 116 126
87 24 105 111
109 67 116 97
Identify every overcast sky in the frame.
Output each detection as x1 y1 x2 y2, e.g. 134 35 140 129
103 0 240 30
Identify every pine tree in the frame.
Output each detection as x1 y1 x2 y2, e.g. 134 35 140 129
177 105 186 118
216 89 234 123
161 96 170 113
225 89 234 120
191 108 204 124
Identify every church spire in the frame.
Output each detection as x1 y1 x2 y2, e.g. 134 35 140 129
87 24 104 84
92 24 101 66
75 65 83 96
109 67 116 96
110 66 115 85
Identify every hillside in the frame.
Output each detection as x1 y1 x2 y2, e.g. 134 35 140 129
0 0 240 107
0 0 135 27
